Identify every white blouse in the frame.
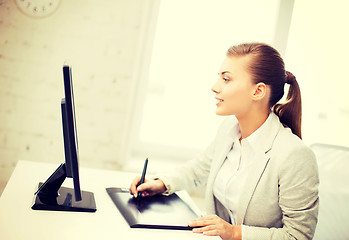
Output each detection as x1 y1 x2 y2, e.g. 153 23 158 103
213 113 272 225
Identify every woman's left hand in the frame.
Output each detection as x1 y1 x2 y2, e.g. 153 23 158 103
189 215 242 240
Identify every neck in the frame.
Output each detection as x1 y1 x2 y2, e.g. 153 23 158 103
236 109 270 139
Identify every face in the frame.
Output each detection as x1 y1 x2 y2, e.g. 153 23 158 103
211 55 256 117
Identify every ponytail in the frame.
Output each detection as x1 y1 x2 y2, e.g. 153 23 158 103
273 71 302 139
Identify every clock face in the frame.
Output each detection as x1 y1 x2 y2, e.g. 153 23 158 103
15 0 60 18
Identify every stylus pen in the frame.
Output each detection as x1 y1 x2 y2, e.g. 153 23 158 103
137 158 148 201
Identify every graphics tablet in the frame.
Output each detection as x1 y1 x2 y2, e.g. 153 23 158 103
106 187 201 230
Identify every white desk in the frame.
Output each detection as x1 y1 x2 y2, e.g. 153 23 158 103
0 161 218 240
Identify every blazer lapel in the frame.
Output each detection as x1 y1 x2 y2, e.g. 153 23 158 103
207 134 235 190
205 119 238 214
236 152 270 225
236 113 282 225
209 118 240 183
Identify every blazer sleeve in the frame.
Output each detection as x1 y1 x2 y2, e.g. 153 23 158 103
242 145 319 240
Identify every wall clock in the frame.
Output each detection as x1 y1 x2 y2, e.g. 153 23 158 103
15 0 61 18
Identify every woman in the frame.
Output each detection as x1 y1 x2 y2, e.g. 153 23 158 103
130 42 319 240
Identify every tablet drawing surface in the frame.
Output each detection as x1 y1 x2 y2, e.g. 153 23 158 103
106 187 201 230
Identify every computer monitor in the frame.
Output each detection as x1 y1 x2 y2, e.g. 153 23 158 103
61 65 82 201
32 65 96 212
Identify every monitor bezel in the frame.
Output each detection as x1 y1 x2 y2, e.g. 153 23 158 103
62 65 82 201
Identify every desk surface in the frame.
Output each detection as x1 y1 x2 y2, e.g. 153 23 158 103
0 160 217 240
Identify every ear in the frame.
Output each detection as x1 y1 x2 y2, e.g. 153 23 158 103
251 82 267 100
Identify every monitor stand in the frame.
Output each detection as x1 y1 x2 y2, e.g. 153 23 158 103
31 164 96 212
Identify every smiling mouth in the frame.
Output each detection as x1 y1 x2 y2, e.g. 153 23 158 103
216 98 223 104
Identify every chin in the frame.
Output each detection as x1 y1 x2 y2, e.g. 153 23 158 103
215 110 232 116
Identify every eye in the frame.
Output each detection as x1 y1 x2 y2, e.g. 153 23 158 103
223 77 230 83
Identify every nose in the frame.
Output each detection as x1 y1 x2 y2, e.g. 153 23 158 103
211 80 221 94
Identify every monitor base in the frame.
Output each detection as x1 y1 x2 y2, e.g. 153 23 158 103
32 182 96 212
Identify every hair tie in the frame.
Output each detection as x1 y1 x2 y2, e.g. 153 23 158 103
285 71 294 85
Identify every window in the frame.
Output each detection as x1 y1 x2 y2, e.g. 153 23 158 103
130 0 288 163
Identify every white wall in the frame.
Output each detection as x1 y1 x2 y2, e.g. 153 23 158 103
0 0 156 191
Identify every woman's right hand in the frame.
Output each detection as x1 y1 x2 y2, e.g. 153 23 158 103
129 176 167 198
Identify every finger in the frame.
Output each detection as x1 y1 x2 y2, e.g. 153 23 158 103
129 176 141 197
202 229 218 236
137 179 154 192
137 183 155 198
130 177 140 195
137 191 151 198
192 225 215 233
189 219 215 227
137 182 149 192
189 215 218 227
142 192 150 197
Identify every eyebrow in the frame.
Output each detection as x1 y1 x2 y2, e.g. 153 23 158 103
218 71 232 76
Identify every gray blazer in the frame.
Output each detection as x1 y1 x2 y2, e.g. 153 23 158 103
160 113 319 239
